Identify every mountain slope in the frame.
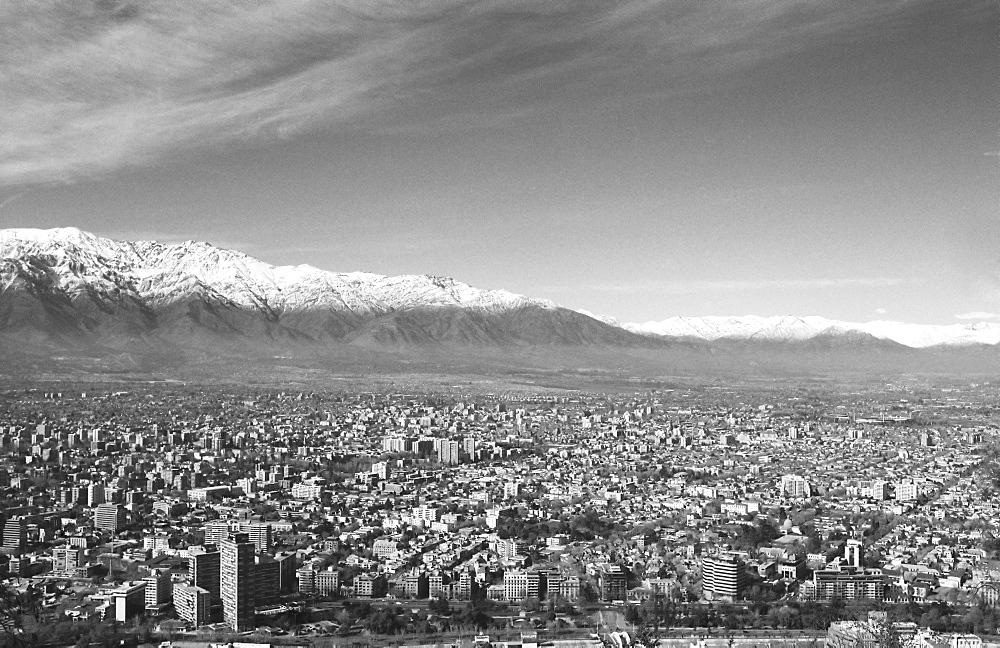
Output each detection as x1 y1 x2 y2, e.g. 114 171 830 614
2 227 999 379
0 227 661 352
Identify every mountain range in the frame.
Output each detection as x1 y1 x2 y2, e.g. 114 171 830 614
0 227 997 378
624 315 1000 348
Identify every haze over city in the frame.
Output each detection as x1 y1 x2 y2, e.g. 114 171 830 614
0 1 997 325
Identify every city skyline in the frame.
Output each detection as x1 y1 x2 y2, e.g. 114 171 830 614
1 1 997 325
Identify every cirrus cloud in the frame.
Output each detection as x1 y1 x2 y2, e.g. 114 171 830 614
0 0 969 185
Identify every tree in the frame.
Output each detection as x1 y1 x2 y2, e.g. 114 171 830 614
871 617 903 648
428 595 451 616
365 607 404 635
0 583 40 647
456 603 492 631
521 597 541 613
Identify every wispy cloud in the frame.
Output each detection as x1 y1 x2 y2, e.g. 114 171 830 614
0 0 954 185
955 311 1000 321
549 277 906 295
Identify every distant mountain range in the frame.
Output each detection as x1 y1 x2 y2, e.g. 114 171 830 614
622 315 1000 348
0 227 997 377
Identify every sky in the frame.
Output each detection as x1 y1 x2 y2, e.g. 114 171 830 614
0 0 997 325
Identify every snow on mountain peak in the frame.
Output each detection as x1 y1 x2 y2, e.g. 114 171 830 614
623 314 1000 348
576 309 622 327
0 227 551 316
4 228 997 350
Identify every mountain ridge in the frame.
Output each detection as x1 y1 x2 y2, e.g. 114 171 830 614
0 227 660 351
621 314 1000 349
1 227 998 378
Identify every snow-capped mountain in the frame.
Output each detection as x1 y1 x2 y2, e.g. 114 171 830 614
623 315 1000 349
0 227 549 314
0 227 650 349
2 228 999 377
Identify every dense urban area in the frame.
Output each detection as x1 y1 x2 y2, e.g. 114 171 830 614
3 378 1000 648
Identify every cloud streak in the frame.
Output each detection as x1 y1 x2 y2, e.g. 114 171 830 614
0 0 955 185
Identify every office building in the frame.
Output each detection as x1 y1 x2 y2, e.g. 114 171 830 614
189 545 222 620
895 480 919 502
317 568 340 596
88 483 106 507
526 569 546 600
52 546 86 575
144 569 173 613
203 520 232 547
109 582 146 623
505 569 528 601
3 517 27 551
221 533 255 631
274 552 297 593
438 440 461 465
174 584 211 627
297 565 317 594
94 503 127 533
780 475 811 498
254 556 281 605
809 568 885 602
598 564 627 602
245 521 273 555
703 554 747 600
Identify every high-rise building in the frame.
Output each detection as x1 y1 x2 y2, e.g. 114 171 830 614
94 503 127 533
463 437 477 460
703 554 747 600
867 480 890 501
895 480 919 502
437 440 461 465
382 436 409 453
88 483 106 507
245 522 273 555
144 569 173 613
429 573 446 599
174 584 211 627
221 533 255 631
780 475 811 498
189 546 222 621
505 569 528 601
317 568 340 596
412 505 440 524
3 517 27 551
110 582 146 623
526 569 546 601
203 520 232 546
52 546 85 574
297 565 317 594
598 564 627 602
844 540 862 569
254 557 280 605
274 552 297 593
371 461 391 480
